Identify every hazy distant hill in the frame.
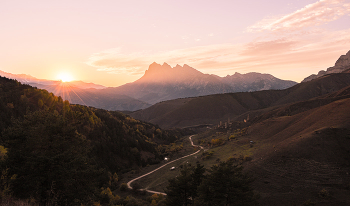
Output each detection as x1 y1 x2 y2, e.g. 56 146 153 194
302 50 350 82
130 72 350 128
0 70 106 89
29 82 151 111
109 62 297 104
0 71 151 111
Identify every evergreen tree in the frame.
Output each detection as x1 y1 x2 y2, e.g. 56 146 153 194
2 111 103 205
190 163 205 204
196 161 257 206
165 165 194 206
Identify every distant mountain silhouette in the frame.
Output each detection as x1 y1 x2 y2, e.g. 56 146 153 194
108 62 297 104
0 64 296 111
302 50 350 82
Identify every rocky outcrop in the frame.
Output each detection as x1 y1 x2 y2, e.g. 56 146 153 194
302 50 350 82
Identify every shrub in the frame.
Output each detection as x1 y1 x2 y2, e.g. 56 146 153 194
319 188 330 199
302 199 316 206
211 138 224 146
229 135 236 140
201 151 214 160
119 183 128 191
244 156 252 161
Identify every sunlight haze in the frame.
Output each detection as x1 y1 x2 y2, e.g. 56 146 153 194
1 0 350 87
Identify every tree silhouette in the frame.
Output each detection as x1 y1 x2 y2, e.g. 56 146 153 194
2 111 103 205
196 161 257 206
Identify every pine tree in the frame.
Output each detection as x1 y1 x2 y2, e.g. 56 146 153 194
190 163 205 204
165 165 194 206
2 111 103 205
196 161 257 206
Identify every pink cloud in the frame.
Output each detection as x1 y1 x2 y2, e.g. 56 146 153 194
248 0 350 32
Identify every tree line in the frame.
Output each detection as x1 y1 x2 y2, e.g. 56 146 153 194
165 160 258 206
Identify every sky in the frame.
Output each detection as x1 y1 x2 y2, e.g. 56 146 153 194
1 0 350 87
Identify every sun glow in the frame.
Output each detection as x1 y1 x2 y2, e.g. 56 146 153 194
57 73 74 82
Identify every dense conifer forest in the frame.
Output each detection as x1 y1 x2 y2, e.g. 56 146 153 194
0 76 185 205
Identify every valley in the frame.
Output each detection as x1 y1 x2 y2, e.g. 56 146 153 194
121 51 350 205
1 50 350 205
125 92 350 205
3 1 350 205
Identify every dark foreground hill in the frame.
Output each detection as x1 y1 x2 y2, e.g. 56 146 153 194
0 76 182 204
130 72 350 129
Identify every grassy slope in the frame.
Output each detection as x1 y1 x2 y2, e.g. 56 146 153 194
245 98 350 205
130 93 350 205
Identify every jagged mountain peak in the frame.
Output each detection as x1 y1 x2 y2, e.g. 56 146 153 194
115 62 297 105
335 50 350 67
139 62 204 84
162 62 171 68
302 50 350 82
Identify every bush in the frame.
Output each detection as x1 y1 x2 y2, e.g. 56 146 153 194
211 138 224 146
243 156 252 161
229 135 236 140
319 188 330 199
201 151 214 160
132 182 141 193
302 199 316 206
120 183 128 191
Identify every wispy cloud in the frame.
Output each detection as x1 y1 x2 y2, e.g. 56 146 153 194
87 0 350 82
86 48 148 75
87 27 350 81
248 0 350 32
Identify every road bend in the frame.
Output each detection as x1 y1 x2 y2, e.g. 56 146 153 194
127 135 203 195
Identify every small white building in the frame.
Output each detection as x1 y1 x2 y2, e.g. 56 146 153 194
170 167 175 170
164 157 169 161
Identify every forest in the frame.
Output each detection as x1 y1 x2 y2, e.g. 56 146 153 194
0 76 185 205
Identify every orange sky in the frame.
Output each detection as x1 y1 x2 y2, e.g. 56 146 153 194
1 0 350 87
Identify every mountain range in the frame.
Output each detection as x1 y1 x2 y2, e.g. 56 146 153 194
108 62 297 105
0 63 297 111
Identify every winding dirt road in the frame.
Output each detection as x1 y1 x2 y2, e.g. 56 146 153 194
127 135 203 195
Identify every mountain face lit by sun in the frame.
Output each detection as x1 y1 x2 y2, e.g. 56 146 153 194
57 73 73 82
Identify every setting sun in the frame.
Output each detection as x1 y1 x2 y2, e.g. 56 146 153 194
58 73 73 82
